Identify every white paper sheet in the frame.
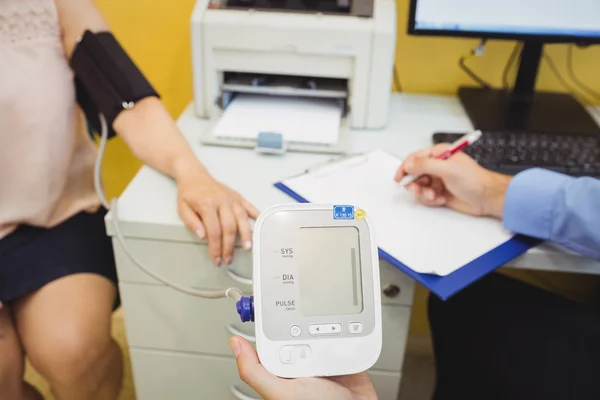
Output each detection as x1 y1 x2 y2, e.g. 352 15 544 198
212 94 343 145
280 150 514 276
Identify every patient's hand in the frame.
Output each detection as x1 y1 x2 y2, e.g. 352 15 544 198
230 336 378 400
394 144 511 219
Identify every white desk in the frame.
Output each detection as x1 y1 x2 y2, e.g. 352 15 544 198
106 93 600 400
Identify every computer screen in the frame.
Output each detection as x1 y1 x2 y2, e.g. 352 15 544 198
410 0 600 40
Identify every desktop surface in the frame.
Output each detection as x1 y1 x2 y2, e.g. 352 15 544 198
109 93 600 276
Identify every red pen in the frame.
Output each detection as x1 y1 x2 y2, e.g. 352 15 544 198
399 130 482 186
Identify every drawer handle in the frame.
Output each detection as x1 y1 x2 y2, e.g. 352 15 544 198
226 269 253 286
230 385 260 400
226 323 256 343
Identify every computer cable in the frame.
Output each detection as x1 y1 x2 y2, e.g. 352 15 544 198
543 52 600 120
458 39 492 89
393 63 403 92
94 112 255 320
501 43 522 89
566 45 600 103
543 52 575 95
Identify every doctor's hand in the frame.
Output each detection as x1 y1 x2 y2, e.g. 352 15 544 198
229 336 379 400
176 167 259 267
394 144 511 218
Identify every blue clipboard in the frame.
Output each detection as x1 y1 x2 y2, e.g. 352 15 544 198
274 181 541 300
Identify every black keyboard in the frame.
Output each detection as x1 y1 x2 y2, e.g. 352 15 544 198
432 131 600 178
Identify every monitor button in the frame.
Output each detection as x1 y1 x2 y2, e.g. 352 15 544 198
280 346 294 364
280 345 311 364
290 325 302 337
295 345 311 362
309 323 342 335
349 322 363 334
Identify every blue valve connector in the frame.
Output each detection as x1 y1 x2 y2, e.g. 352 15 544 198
236 296 254 322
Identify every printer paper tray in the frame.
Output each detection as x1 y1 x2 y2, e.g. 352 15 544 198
200 112 351 155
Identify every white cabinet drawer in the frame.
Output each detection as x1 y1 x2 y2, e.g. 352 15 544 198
114 238 415 306
120 282 256 355
112 238 253 290
129 349 402 400
120 283 410 372
130 349 259 400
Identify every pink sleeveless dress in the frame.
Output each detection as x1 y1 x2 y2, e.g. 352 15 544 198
0 0 117 303
0 0 101 240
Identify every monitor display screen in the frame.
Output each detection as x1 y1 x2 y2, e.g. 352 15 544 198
410 0 600 40
298 226 363 317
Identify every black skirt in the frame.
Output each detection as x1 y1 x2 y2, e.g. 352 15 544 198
0 208 118 306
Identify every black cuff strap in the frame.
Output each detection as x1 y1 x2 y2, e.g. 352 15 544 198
70 30 160 138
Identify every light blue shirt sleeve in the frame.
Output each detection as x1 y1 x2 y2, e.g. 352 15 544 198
503 168 600 262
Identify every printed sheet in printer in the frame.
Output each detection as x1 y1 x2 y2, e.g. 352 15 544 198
212 94 343 145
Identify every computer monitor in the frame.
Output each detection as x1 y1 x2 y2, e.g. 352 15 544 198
408 0 600 135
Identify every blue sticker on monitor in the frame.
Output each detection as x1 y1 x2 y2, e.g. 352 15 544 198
333 205 354 220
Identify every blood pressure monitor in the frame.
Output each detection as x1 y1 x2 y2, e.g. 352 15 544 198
252 203 382 378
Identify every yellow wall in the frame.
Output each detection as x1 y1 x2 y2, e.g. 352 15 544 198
96 0 600 335
95 0 198 199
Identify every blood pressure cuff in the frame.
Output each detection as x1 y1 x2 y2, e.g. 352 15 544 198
70 30 160 138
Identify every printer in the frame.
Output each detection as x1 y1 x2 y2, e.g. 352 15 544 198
191 0 397 154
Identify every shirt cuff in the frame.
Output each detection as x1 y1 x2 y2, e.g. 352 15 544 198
503 168 571 239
